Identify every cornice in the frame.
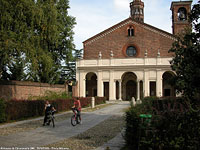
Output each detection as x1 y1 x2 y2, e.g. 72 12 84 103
77 65 171 71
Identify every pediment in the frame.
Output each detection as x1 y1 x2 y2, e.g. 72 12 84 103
83 18 176 46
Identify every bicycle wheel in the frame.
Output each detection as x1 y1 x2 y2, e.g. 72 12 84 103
71 115 77 126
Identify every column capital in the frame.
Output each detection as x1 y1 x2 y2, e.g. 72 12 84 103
114 79 122 82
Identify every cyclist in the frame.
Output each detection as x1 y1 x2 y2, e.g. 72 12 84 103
72 97 82 124
43 101 56 126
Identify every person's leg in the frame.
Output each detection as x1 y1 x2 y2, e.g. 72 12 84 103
77 110 82 124
43 114 47 126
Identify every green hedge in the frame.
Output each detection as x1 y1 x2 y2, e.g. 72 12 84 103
0 99 6 123
6 100 45 121
124 97 200 150
95 97 106 105
124 107 140 150
1 97 106 123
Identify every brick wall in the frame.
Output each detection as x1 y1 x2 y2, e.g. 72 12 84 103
171 2 191 35
0 81 68 100
83 18 176 60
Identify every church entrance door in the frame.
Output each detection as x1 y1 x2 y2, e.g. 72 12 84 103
122 72 137 101
126 80 136 100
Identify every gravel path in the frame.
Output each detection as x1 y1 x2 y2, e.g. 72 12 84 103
46 115 125 150
0 104 113 136
0 101 129 149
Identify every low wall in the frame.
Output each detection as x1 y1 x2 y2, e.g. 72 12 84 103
0 81 68 100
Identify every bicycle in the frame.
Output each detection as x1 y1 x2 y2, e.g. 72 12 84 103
71 108 81 126
46 110 55 128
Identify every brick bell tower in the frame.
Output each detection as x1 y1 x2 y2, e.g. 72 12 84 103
130 0 144 22
171 1 192 35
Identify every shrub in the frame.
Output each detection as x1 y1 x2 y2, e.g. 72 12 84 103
3 97 98 122
50 99 73 112
95 97 106 105
0 98 6 123
124 97 200 150
79 97 92 108
28 91 71 100
124 107 140 149
5 100 45 121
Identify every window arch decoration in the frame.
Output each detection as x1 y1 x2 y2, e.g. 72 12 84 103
127 26 135 37
122 44 140 57
126 46 137 57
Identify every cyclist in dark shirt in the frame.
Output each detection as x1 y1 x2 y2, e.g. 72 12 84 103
43 101 56 126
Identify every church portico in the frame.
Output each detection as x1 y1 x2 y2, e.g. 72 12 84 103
76 57 173 100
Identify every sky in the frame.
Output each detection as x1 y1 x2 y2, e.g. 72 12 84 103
68 0 198 49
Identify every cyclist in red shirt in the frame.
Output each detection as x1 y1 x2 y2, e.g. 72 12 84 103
72 97 82 123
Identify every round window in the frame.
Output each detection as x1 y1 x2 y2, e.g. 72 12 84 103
126 46 137 57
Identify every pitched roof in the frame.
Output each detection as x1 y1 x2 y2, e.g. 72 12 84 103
83 17 177 46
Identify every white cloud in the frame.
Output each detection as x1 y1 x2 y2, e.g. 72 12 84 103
113 0 130 11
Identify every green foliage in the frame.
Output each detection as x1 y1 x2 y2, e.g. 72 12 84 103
60 48 83 83
2 97 95 122
0 0 76 83
0 99 6 122
28 91 71 101
95 97 106 105
169 1 200 100
124 97 200 150
124 107 140 150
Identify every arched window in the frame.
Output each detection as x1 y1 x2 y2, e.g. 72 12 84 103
128 26 134 36
178 7 187 21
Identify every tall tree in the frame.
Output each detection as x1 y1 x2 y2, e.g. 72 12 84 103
0 0 76 83
60 48 83 84
0 0 37 80
28 0 61 83
169 1 200 100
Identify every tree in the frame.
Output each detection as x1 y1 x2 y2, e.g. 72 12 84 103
0 0 76 83
0 0 37 80
60 48 83 83
169 1 200 100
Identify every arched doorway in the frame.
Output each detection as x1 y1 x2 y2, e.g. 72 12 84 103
122 72 137 100
126 80 136 100
162 71 176 97
86 72 97 97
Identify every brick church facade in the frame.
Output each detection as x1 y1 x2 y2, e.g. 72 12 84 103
76 0 192 100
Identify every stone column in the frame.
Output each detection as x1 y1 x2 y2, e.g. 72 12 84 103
144 69 149 97
79 71 86 97
156 69 163 97
97 70 103 97
137 80 140 100
109 70 115 100
118 80 122 100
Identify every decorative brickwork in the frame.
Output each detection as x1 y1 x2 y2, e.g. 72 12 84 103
83 18 176 60
171 1 192 35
